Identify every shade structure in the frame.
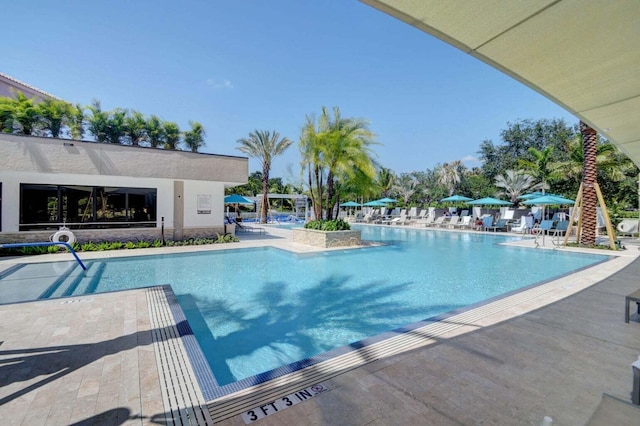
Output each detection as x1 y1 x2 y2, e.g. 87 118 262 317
376 197 397 203
467 197 512 205
522 195 575 205
360 1 640 173
440 194 473 202
224 194 255 205
363 200 388 207
340 201 362 207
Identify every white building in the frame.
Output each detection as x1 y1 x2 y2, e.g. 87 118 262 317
0 134 248 243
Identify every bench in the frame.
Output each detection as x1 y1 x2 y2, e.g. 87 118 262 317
625 289 640 323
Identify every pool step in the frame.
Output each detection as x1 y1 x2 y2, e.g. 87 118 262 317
46 262 105 299
39 263 84 299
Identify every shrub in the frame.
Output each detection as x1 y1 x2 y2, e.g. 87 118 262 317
304 219 351 231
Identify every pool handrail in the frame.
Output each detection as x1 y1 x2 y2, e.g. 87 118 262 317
0 241 87 271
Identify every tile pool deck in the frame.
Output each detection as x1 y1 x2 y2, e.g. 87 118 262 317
1 226 640 425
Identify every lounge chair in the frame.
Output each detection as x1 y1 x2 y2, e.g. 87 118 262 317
617 219 639 236
454 215 472 229
436 215 452 228
550 220 569 237
485 218 509 232
417 215 434 227
481 216 494 231
532 220 554 235
429 216 446 228
391 211 409 225
407 207 419 221
510 216 531 233
412 209 428 224
445 216 460 229
227 216 265 234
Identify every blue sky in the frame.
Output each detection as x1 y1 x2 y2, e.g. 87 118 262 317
4 1 576 182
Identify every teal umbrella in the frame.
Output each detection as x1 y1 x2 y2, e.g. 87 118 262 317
522 195 574 205
519 192 561 200
467 197 512 205
340 201 362 207
363 200 387 207
224 194 255 204
441 194 473 202
376 197 397 203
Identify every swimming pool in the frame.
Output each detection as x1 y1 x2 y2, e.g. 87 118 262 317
0 226 608 394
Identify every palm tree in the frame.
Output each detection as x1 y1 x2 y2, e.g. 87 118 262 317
518 146 558 194
67 104 85 140
105 108 127 144
0 97 15 133
11 92 40 135
145 115 165 148
299 114 326 219
37 99 70 138
437 161 464 196
183 121 206 152
237 130 293 223
163 122 181 150
123 110 147 146
86 100 110 143
376 167 395 198
392 174 418 205
319 107 377 219
553 134 632 184
580 122 598 245
494 170 538 204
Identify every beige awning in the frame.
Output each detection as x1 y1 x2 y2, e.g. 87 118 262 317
360 0 640 166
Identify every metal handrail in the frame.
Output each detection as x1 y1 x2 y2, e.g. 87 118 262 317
0 242 87 271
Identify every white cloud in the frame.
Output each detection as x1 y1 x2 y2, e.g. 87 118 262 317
206 79 233 89
461 155 481 165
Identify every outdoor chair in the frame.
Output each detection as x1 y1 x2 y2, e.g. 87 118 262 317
429 216 446 228
532 220 554 235
550 220 569 237
485 218 509 232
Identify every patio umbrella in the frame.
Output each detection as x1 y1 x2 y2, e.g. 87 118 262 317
224 194 255 204
519 191 561 200
523 195 575 245
340 201 362 207
363 200 387 207
376 197 397 203
522 195 575 206
224 194 255 218
440 194 473 202
467 197 512 205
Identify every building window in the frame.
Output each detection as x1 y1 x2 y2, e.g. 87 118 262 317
19 184 157 231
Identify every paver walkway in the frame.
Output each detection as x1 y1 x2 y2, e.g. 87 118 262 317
0 289 165 425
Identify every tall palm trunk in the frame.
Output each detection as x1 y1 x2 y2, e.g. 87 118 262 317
261 166 269 223
325 171 335 220
580 121 597 245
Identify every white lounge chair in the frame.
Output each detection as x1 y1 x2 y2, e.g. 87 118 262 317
445 216 460 228
454 215 472 229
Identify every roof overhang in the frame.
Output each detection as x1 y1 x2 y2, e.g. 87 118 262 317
360 0 640 166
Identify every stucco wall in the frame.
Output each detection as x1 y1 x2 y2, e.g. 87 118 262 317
0 135 247 238
0 134 248 184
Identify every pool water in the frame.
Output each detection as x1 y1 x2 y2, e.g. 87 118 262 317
0 226 607 388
